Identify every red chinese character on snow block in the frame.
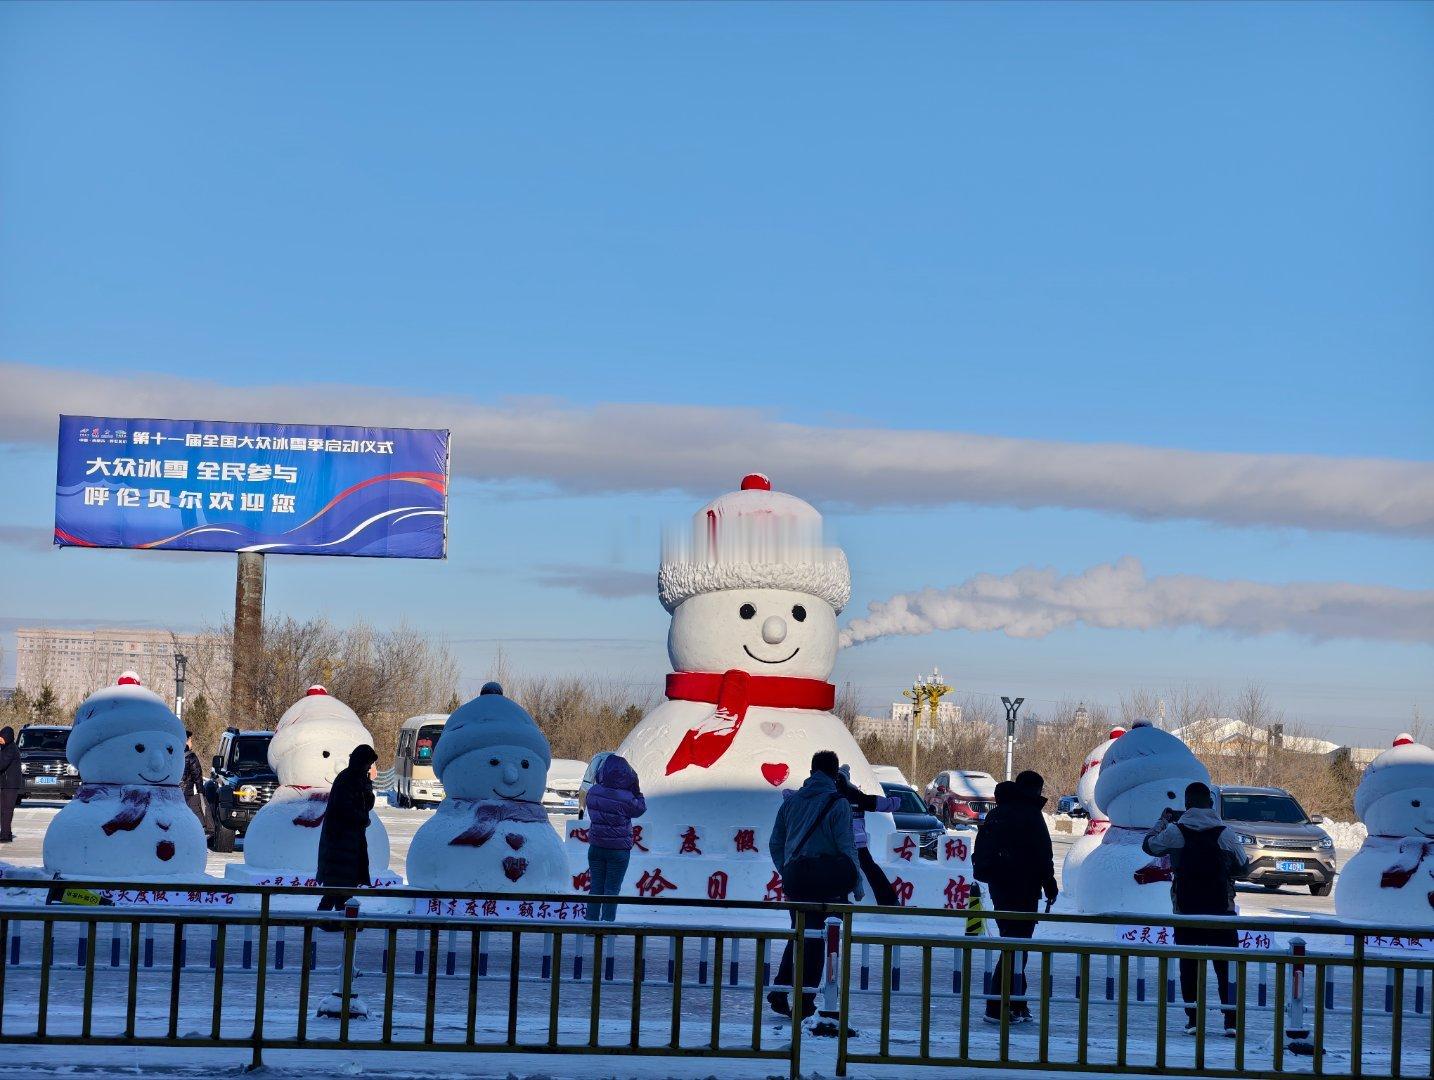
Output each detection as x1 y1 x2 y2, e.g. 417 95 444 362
734 828 759 853
943 876 972 910
892 835 918 862
573 870 592 893
707 871 729 900
764 871 784 902
943 836 969 862
890 878 915 906
631 825 650 853
482 900 499 916
635 868 677 898
678 826 702 855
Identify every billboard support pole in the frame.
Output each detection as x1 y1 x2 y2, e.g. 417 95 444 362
232 552 265 723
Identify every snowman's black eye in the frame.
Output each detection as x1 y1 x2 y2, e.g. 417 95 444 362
1166 792 1176 800
489 758 499 767
792 605 807 622
322 750 331 758
166 746 173 755
1415 800 1423 808
136 744 145 753
739 603 756 620
522 759 530 769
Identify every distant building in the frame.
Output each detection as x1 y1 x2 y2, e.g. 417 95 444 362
854 700 965 749
14 627 227 708
1173 717 1385 772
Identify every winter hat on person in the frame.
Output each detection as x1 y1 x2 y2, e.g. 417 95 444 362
67 672 184 768
431 682 551 782
1354 734 1434 823
268 686 370 772
1094 721 1210 812
658 474 851 614
1015 770 1045 798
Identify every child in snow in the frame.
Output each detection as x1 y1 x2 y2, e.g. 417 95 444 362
583 754 646 921
1143 781 1250 1037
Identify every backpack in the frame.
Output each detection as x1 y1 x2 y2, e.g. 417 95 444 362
1173 824 1233 914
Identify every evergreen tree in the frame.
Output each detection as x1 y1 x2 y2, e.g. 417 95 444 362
33 684 59 724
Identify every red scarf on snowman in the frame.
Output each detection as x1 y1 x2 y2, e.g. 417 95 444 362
663 668 835 776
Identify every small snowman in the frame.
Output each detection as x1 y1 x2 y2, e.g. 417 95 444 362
230 686 395 886
1075 722 1211 916
1336 734 1434 927
1061 726 1126 901
44 673 207 879
605 474 889 901
406 683 568 894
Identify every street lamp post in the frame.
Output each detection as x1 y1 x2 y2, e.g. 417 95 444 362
1000 695 1024 781
173 652 189 725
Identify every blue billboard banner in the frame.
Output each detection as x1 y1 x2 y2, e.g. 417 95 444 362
54 416 449 559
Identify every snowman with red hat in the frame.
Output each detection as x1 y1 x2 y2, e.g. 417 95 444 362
1336 733 1434 927
578 474 934 905
43 673 208 881
226 686 397 888
1060 725 1127 903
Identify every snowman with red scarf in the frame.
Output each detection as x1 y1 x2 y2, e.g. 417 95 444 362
1336 734 1434 927
601 475 890 903
227 686 397 888
43 673 207 880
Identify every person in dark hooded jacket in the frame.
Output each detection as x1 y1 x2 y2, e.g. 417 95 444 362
972 770 1058 1023
316 743 378 911
583 754 646 921
0 727 19 843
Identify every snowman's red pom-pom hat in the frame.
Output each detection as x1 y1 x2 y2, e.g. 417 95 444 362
306 685 328 697
1109 727 1127 741
1354 734 1434 822
658 474 851 614
67 674 181 769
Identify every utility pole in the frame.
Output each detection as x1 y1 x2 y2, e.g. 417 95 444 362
173 651 188 725
1001 696 1024 781
902 677 926 783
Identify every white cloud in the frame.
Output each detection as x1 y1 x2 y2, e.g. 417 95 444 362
840 557 1434 648
3 360 1432 535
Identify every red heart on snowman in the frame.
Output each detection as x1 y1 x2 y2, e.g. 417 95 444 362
505 832 525 851
760 763 789 787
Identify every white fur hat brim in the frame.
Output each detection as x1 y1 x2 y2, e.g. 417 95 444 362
658 554 852 614
68 685 184 767
1095 726 1210 811
1355 741 1434 822
269 692 370 766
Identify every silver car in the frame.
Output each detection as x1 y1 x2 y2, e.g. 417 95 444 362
1218 785 1336 897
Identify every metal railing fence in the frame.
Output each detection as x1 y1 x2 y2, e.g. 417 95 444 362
0 878 1427 1080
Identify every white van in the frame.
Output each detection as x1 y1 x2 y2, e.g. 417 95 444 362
543 758 588 815
393 713 449 808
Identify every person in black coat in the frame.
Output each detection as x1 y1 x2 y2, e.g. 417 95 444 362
0 727 19 843
972 770 1059 1023
316 743 378 911
182 732 211 837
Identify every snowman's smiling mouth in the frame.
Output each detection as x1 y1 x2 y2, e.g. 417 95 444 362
138 771 169 784
744 645 800 665
492 787 526 801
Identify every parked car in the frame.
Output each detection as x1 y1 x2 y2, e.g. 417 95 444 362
870 764 911 788
17 725 80 801
1217 785 1337 897
543 758 587 814
925 769 998 827
393 713 448 808
1056 794 1088 818
204 728 277 852
881 782 944 860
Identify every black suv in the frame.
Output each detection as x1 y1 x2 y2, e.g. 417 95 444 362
17 725 80 801
204 728 277 852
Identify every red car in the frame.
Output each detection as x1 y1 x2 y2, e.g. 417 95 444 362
924 769 999 826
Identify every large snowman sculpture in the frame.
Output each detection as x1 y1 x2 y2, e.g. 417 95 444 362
44 673 207 880
573 474 968 907
1074 722 1211 916
227 686 397 887
1061 726 1126 900
406 683 568 894
1336 733 1434 927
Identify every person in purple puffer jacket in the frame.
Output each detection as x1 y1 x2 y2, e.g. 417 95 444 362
583 754 646 921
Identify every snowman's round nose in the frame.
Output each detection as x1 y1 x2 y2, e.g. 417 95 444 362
761 616 787 645
502 763 520 784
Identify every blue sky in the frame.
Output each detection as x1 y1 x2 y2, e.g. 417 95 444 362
1 2 1430 743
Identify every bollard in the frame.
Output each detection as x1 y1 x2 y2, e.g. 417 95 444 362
1258 960 1268 1009
1385 966 1395 1015
698 936 710 986
728 936 739 986
8 924 19 967
143 922 155 969
817 917 843 1023
274 924 285 971
445 928 457 977
207 924 217 970
891 944 901 993
541 933 552 980
1285 937 1313 1055
860 941 870 992
1136 954 1146 1002
412 928 423 975
1105 953 1116 1001
241 923 253 970
952 945 961 995
478 930 490 978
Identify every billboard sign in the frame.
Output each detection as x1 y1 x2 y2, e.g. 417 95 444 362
54 415 449 559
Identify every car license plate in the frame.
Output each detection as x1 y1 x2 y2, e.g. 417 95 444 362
35 776 57 785
1277 859 1305 873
